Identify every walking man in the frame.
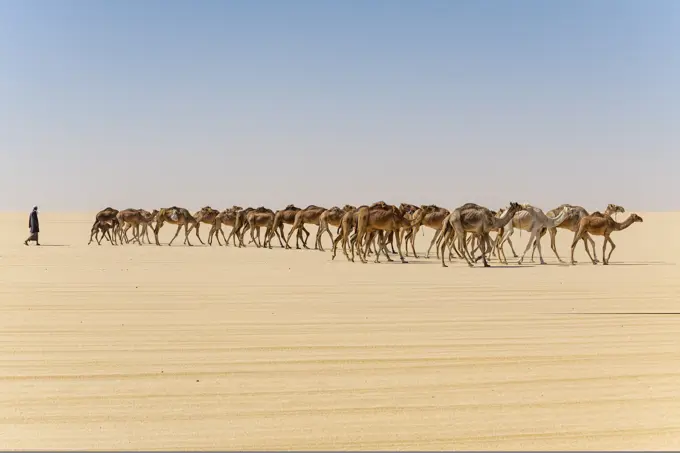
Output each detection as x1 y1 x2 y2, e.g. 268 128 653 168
25 206 40 246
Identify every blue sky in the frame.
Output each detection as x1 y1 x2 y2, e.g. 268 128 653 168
1 0 678 211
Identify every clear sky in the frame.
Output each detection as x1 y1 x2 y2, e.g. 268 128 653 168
1 0 678 212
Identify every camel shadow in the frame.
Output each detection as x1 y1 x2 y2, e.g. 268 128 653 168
38 244 70 247
606 261 675 267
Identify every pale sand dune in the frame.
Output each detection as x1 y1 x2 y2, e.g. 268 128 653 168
0 211 679 450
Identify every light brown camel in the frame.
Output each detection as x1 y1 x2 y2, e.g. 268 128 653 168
246 207 276 248
153 207 199 246
496 204 571 265
88 207 119 245
316 205 355 252
185 206 221 245
90 219 119 245
331 206 361 261
437 202 489 263
117 209 159 245
408 205 450 259
285 205 327 250
331 201 388 262
136 209 159 244
439 202 522 267
208 206 242 246
354 204 411 263
266 205 310 249
531 203 626 264
391 203 419 255
570 213 643 265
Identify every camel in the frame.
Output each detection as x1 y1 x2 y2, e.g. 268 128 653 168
496 204 570 265
266 205 310 249
316 205 355 252
153 207 199 246
437 202 489 263
530 203 626 264
90 219 118 245
331 206 361 261
246 207 276 248
284 205 327 250
88 207 119 245
354 204 410 263
331 202 387 262
208 206 242 246
407 205 450 259
570 213 643 265
391 203 419 255
185 206 221 245
439 202 522 268
116 209 159 245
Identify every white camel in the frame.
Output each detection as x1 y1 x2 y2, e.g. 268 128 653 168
497 204 571 265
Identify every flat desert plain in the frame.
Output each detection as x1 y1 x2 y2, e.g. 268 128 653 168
1 211 679 450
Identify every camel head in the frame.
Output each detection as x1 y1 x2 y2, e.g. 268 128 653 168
605 204 625 218
231 205 243 211
507 202 522 216
284 204 297 210
629 213 643 223
410 206 432 227
370 201 388 209
342 204 355 212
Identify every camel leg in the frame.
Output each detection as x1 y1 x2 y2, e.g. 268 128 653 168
426 229 441 259
570 228 590 265
394 229 407 263
153 224 162 246
225 227 237 247
459 232 474 267
586 233 599 263
374 232 383 263
168 224 182 246
218 226 228 246
605 235 616 264
540 228 562 263
283 223 297 249
315 224 326 252
300 227 310 248
250 224 259 248
183 224 193 246
88 225 99 245
381 232 394 262
132 224 143 245
533 229 546 264
518 230 539 265
193 223 205 245
601 235 607 266
409 227 420 259
440 228 452 267
479 234 490 267
331 228 344 260
581 236 596 263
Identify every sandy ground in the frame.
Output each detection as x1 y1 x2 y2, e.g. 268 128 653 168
0 210 678 450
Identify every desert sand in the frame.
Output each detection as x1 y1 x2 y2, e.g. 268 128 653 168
0 210 679 450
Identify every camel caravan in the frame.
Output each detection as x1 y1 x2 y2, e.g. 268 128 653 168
88 202 642 266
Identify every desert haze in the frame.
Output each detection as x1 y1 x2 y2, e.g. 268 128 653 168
1 210 679 450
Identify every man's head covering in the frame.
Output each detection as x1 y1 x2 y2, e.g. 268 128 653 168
33 206 38 211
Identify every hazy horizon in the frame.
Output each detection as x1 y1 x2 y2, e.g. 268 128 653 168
1 0 678 213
